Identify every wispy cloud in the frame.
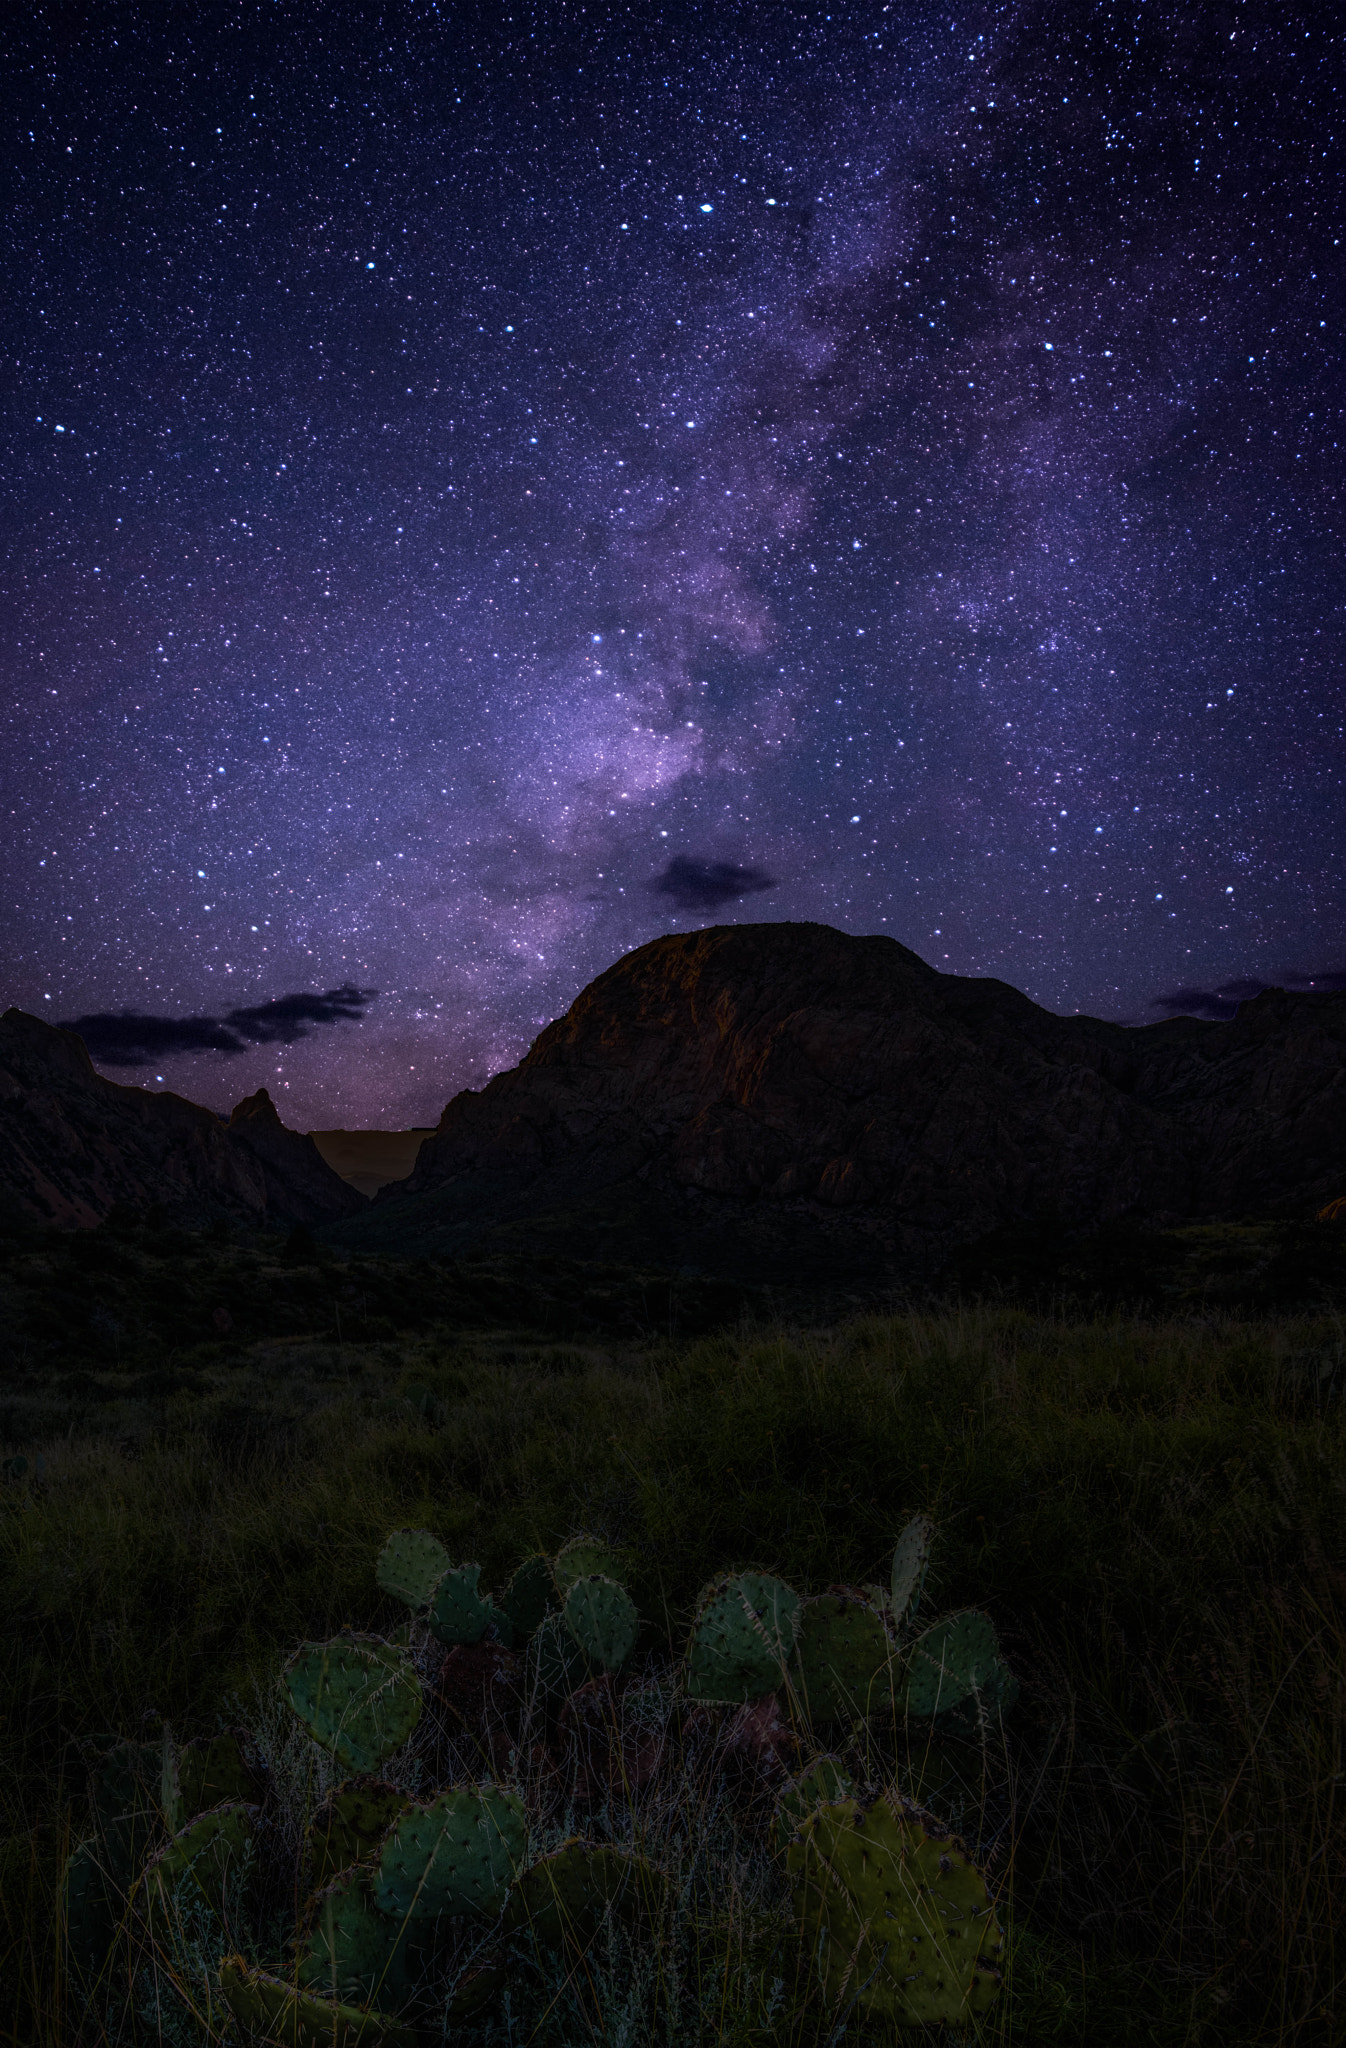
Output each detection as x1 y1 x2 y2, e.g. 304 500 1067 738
61 986 378 1067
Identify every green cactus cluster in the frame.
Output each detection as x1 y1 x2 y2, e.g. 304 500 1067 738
63 1509 1016 2037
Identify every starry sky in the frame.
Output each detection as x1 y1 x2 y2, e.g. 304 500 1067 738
4 2 1343 1129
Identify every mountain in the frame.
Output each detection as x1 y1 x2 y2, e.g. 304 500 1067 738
0 1008 365 1231
332 922 1346 1279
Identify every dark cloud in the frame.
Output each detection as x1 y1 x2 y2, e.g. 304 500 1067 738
61 986 378 1068
649 857 777 913
1150 970 1346 1023
222 987 376 1045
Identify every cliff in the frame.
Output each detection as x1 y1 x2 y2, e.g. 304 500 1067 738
0 1009 365 1231
342 923 1345 1276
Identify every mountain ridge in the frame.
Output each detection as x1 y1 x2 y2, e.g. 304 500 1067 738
339 921 1346 1276
0 1008 364 1231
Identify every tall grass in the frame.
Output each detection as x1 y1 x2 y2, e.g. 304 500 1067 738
1 1305 1342 2043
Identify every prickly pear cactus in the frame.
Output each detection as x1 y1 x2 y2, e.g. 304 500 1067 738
564 1574 638 1675
553 1534 623 1597
940 1657 1021 1737
499 1554 556 1642
793 1592 895 1723
161 1728 258 1833
787 1790 1003 2025
308 1780 410 1891
374 1785 526 1921
504 1839 666 1952
898 1610 1001 1718
402 1384 442 1423
686 1572 802 1703
219 1955 417 2047
284 1636 422 1774
773 1757 855 1849
94 1738 160 1879
377 1528 451 1613
427 1562 494 1647
61 1840 118 1989
140 1801 255 1936
890 1513 935 1628
296 1865 409 2009
526 1608 591 1709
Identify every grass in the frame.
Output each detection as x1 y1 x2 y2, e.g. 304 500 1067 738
0 1224 1342 2044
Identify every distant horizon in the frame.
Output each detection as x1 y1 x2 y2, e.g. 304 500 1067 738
11 915 1344 1132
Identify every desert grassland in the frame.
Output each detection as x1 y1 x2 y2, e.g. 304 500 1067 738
0 1302 1342 2047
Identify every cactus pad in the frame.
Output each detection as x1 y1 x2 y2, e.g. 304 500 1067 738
140 1802 255 1934
297 1866 408 2008
890 1513 935 1627
686 1573 801 1703
427 1563 494 1647
773 1757 855 1849
499 1554 556 1642
940 1658 1021 1737
377 1528 451 1613
793 1593 895 1723
526 1609 591 1708
94 1739 161 1879
374 1785 526 1921
61 1840 117 1987
553 1534 623 1597
564 1574 638 1674
787 1791 1003 2025
503 1840 666 1952
308 1781 410 1890
162 1728 258 1833
219 1956 416 2047
284 1636 422 1774
899 1610 1001 1718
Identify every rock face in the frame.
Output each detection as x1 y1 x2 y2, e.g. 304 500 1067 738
351 923 1346 1276
225 1087 371 1226
0 1008 366 1231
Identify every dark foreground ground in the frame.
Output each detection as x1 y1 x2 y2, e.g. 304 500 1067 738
0 1210 1342 2045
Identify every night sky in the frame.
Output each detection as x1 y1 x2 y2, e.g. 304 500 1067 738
4 3 1343 1129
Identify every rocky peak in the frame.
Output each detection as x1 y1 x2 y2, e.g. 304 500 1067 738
0 1007 365 1230
346 922 1346 1275
227 1086 285 1128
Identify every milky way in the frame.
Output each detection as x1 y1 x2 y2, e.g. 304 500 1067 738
4 4 1343 1126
